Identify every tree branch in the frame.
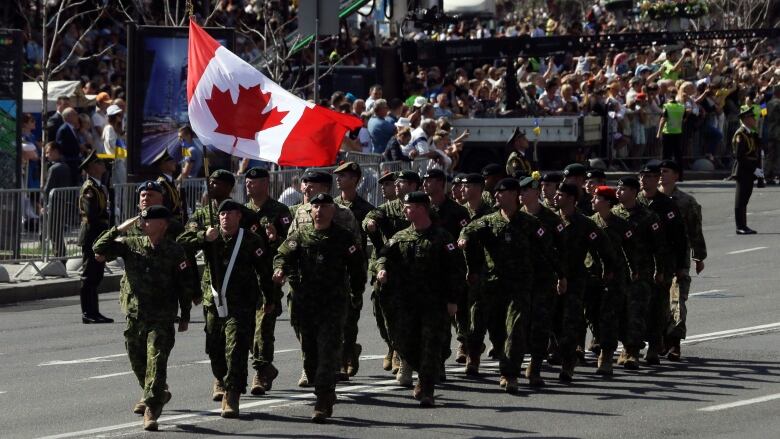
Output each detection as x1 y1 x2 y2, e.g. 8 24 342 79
50 6 108 76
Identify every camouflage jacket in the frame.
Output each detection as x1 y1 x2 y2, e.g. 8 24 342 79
432 197 471 241
377 225 463 305
638 191 688 272
93 227 194 322
559 211 617 280
245 197 292 255
336 193 375 252
591 212 639 282
187 199 257 232
612 203 666 279
668 186 706 263
290 202 362 246
467 200 495 220
523 204 569 281
363 199 410 253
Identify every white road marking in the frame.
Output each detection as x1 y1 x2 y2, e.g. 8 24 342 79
0 391 6 394
84 372 133 380
690 289 725 297
727 246 767 255
359 354 387 360
35 322 780 439
699 393 780 412
38 353 126 366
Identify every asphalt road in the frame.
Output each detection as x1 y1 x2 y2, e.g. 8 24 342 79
2 181 780 439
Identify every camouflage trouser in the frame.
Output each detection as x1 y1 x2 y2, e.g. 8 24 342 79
468 279 530 378
454 283 470 342
646 273 673 349
291 296 347 396
528 276 556 360
204 307 253 393
125 317 175 407
668 270 691 340
620 278 652 350
252 292 283 371
551 277 585 363
466 269 502 355
342 291 363 362
371 283 392 348
580 277 604 350
392 307 446 384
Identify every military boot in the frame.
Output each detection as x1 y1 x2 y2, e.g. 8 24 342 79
221 391 240 418
347 343 362 376
133 399 146 415
391 351 401 374
465 351 480 376
455 342 467 364
525 358 546 387
212 379 226 401
382 347 394 371
559 358 575 383
419 379 435 408
311 392 336 423
250 373 266 396
259 363 279 392
396 358 413 387
142 404 162 431
501 376 519 394
617 349 627 366
413 382 423 401
298 369 311 387
596 350 614 376
644 346 661 365
667 338 682 362
623 348 640 370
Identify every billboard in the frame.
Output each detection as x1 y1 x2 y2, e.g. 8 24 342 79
0 29 22 189
127 25 234 177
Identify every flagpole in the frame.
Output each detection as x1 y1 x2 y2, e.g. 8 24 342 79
313 13 319 102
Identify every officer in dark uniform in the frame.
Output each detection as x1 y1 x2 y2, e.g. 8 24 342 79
732 107 761 234
151 149 188 224
505 128 534 177
78 150 114 323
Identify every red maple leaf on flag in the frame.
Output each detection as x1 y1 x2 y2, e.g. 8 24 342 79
205 84 288 140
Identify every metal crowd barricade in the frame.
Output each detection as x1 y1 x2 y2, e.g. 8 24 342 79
344 151 383 167
181 177 207 216
230 175 247 204
113 182 140 223
270 169 304 206
45 187 83 263
0 188 45 271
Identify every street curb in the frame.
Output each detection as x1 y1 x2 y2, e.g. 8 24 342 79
0 273 123 305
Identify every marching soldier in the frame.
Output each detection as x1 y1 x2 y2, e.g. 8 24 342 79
505 128 534 176
334 162 375 377
378 171 398 203
582 168 608 360
732 106 762 234
178 199 274 419
562 163 592 215
540 172 563 209
244 167 292 395
188 170 252 230
658 160 707 360
150 149 187 224
273 193 366 423
481 164 505 206
612 177 666 369
78 150 113 324
93 205 195 431
638 163 688 364
377 192 461 406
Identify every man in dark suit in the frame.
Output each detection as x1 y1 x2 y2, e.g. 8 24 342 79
56 107 82 185
42 141 73 258
45 96 71 142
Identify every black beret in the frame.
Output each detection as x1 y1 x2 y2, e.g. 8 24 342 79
423 168 446 180
140 205 171 220
659 160 681 174
333 161 361 175
586 169 606 180
639 163 661 175
481 163 505 177
494 178 521 192
403 191 430 204
79 150 101 170
452 173 466 184
557 182 580 198
217 199 243 213
462 173 485 185
137 180 163 194
210 169 236 186
397 170 422 184
618 176 641 190
302 169 332 184
150 148 175 166
310 192 334 204
563 163 587 177
245 167 270 179
378 171 397 183
540 172 563 183
518 176 541 190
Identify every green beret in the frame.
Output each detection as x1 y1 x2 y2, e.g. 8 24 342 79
378 171 397 183
563 163 587 178
217 199 243 213
585 169 606 180
639 163 661 175
302 169 332 184
210 169 236 186
540 172 563 183
423 168 446 180
310 192 334 204
481 163 505 177
136 180 163 194
494 178 521 192
462 173 485 185
518 176 541 190
659 160 681 174
397 170 422 184
618 176 640 190
140 205 171 220
245 167 270 179
557 182 580 198
403 191 430 204
333 161 361 175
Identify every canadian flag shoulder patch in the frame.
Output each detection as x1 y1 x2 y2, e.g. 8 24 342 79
282 216 291 225
556 223 564 233
667 211 675 219
651 222 660 231
589 231 598 240
536 227 545 237
255 247 264 257
348 245 357 254
178 260 188 271
251 224 258 232
446 243 456 251
625 230 633 239
460 219 468 227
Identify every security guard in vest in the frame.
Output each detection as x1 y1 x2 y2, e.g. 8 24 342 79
151 149 187 224
657 98 686 178
78 150 114 323
732 106 762 235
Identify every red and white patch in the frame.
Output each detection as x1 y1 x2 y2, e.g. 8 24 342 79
446 243 456 251
625 230 633 239
282 216 291 224
255 247 264 257
250 224 258 232
667 211 675 219
178 260 188 271
651 222 660 231
556 224 564 233
460 219 468 227
536 227 545 237
348 245 357 254
589 231 598 240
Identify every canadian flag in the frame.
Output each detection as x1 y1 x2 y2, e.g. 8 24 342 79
187 20 361 166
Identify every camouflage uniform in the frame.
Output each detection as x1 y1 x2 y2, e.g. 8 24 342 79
274 224 366 397
93 227 194 408
177 227 274 394
376 225 462 395
460 211 561 379
463 201 497 358
612 204 666 352
245 198 292 373
667 187 706 340
638 192 687 351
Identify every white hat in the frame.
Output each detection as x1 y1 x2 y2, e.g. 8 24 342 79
413 96 428 107
106 104 123 116
395 117 412 129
